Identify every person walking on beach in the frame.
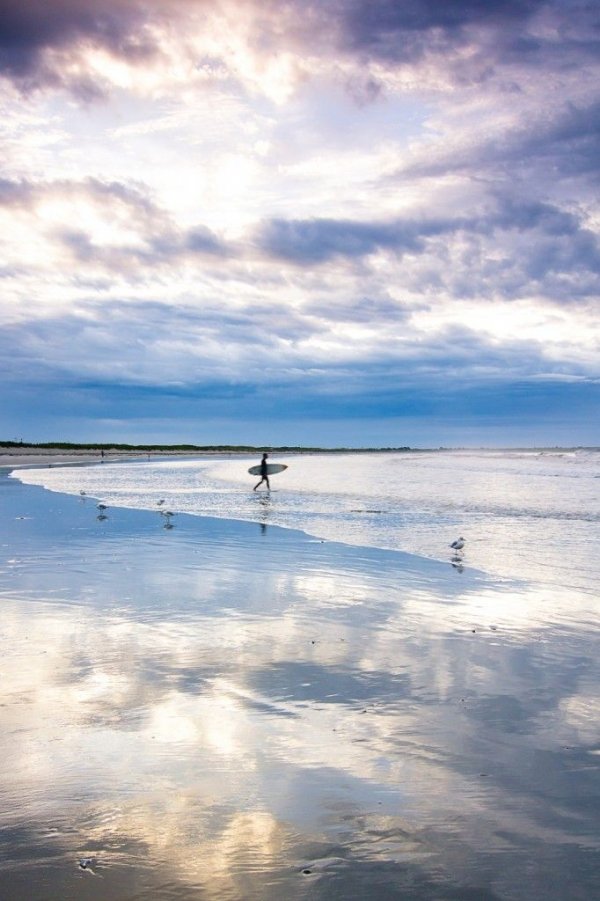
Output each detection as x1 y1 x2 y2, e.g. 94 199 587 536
253 453 270 491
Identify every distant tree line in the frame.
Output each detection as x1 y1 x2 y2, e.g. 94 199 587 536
0 441 412 453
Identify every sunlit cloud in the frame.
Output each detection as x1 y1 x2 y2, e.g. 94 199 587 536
0 0 598 443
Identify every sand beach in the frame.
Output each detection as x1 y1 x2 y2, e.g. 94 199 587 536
0 445 216 468
0 461 598 900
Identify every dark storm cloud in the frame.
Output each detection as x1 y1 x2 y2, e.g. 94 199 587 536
477 197 600 299
3 1 598 97
256 197 600 303
256 216 451 264
335 0 539 57
399 99 600 184
321 0 600 80
0 0 155 91
514 100 600 181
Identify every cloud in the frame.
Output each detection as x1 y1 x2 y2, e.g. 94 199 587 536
0 287 594 397
256 216 450 264
334 0 540 60
0 174 229 288
3 1 598 101
254 197 600 305
0 0 157 94
324 0 600 92
0 177 35 206
0 2 598 444
397 99 600 186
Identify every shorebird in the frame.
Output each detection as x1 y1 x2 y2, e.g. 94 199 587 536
97 503 108 511
79 857 96 872
450 537 465 552
157 499 165 506
79 490 86 496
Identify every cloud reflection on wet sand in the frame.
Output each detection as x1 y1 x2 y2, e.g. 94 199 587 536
0 477 598 899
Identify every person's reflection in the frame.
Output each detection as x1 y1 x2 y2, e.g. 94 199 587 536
258 494 271 534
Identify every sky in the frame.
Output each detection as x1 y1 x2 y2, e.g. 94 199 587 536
0 0 599 448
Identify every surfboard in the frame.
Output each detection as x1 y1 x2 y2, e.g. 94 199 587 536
248 463 288 476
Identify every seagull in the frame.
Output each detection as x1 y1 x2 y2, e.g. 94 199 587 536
156 499 165 506
79 490 86 496
78 857 97 872
450 537 465 551
97 503 108 511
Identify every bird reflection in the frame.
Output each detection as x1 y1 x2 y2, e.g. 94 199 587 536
450 536 466 569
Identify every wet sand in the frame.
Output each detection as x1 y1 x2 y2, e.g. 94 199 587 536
0 471 598 900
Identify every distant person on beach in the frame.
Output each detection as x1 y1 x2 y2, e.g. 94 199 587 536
253 453 270 491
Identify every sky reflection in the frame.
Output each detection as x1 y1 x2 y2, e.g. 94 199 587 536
0 475 598 899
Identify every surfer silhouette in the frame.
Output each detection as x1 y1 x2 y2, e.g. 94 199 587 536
253 453 270 491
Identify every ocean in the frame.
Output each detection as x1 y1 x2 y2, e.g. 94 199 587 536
13 447 600 597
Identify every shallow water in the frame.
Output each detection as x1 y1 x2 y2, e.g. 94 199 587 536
14 448 600 595
0 471 598 899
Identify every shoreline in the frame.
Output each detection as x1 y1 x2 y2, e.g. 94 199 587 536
2 443 597 470
0 447 235 468
4 464 482 585
9 449 598 594
7 455 495 581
